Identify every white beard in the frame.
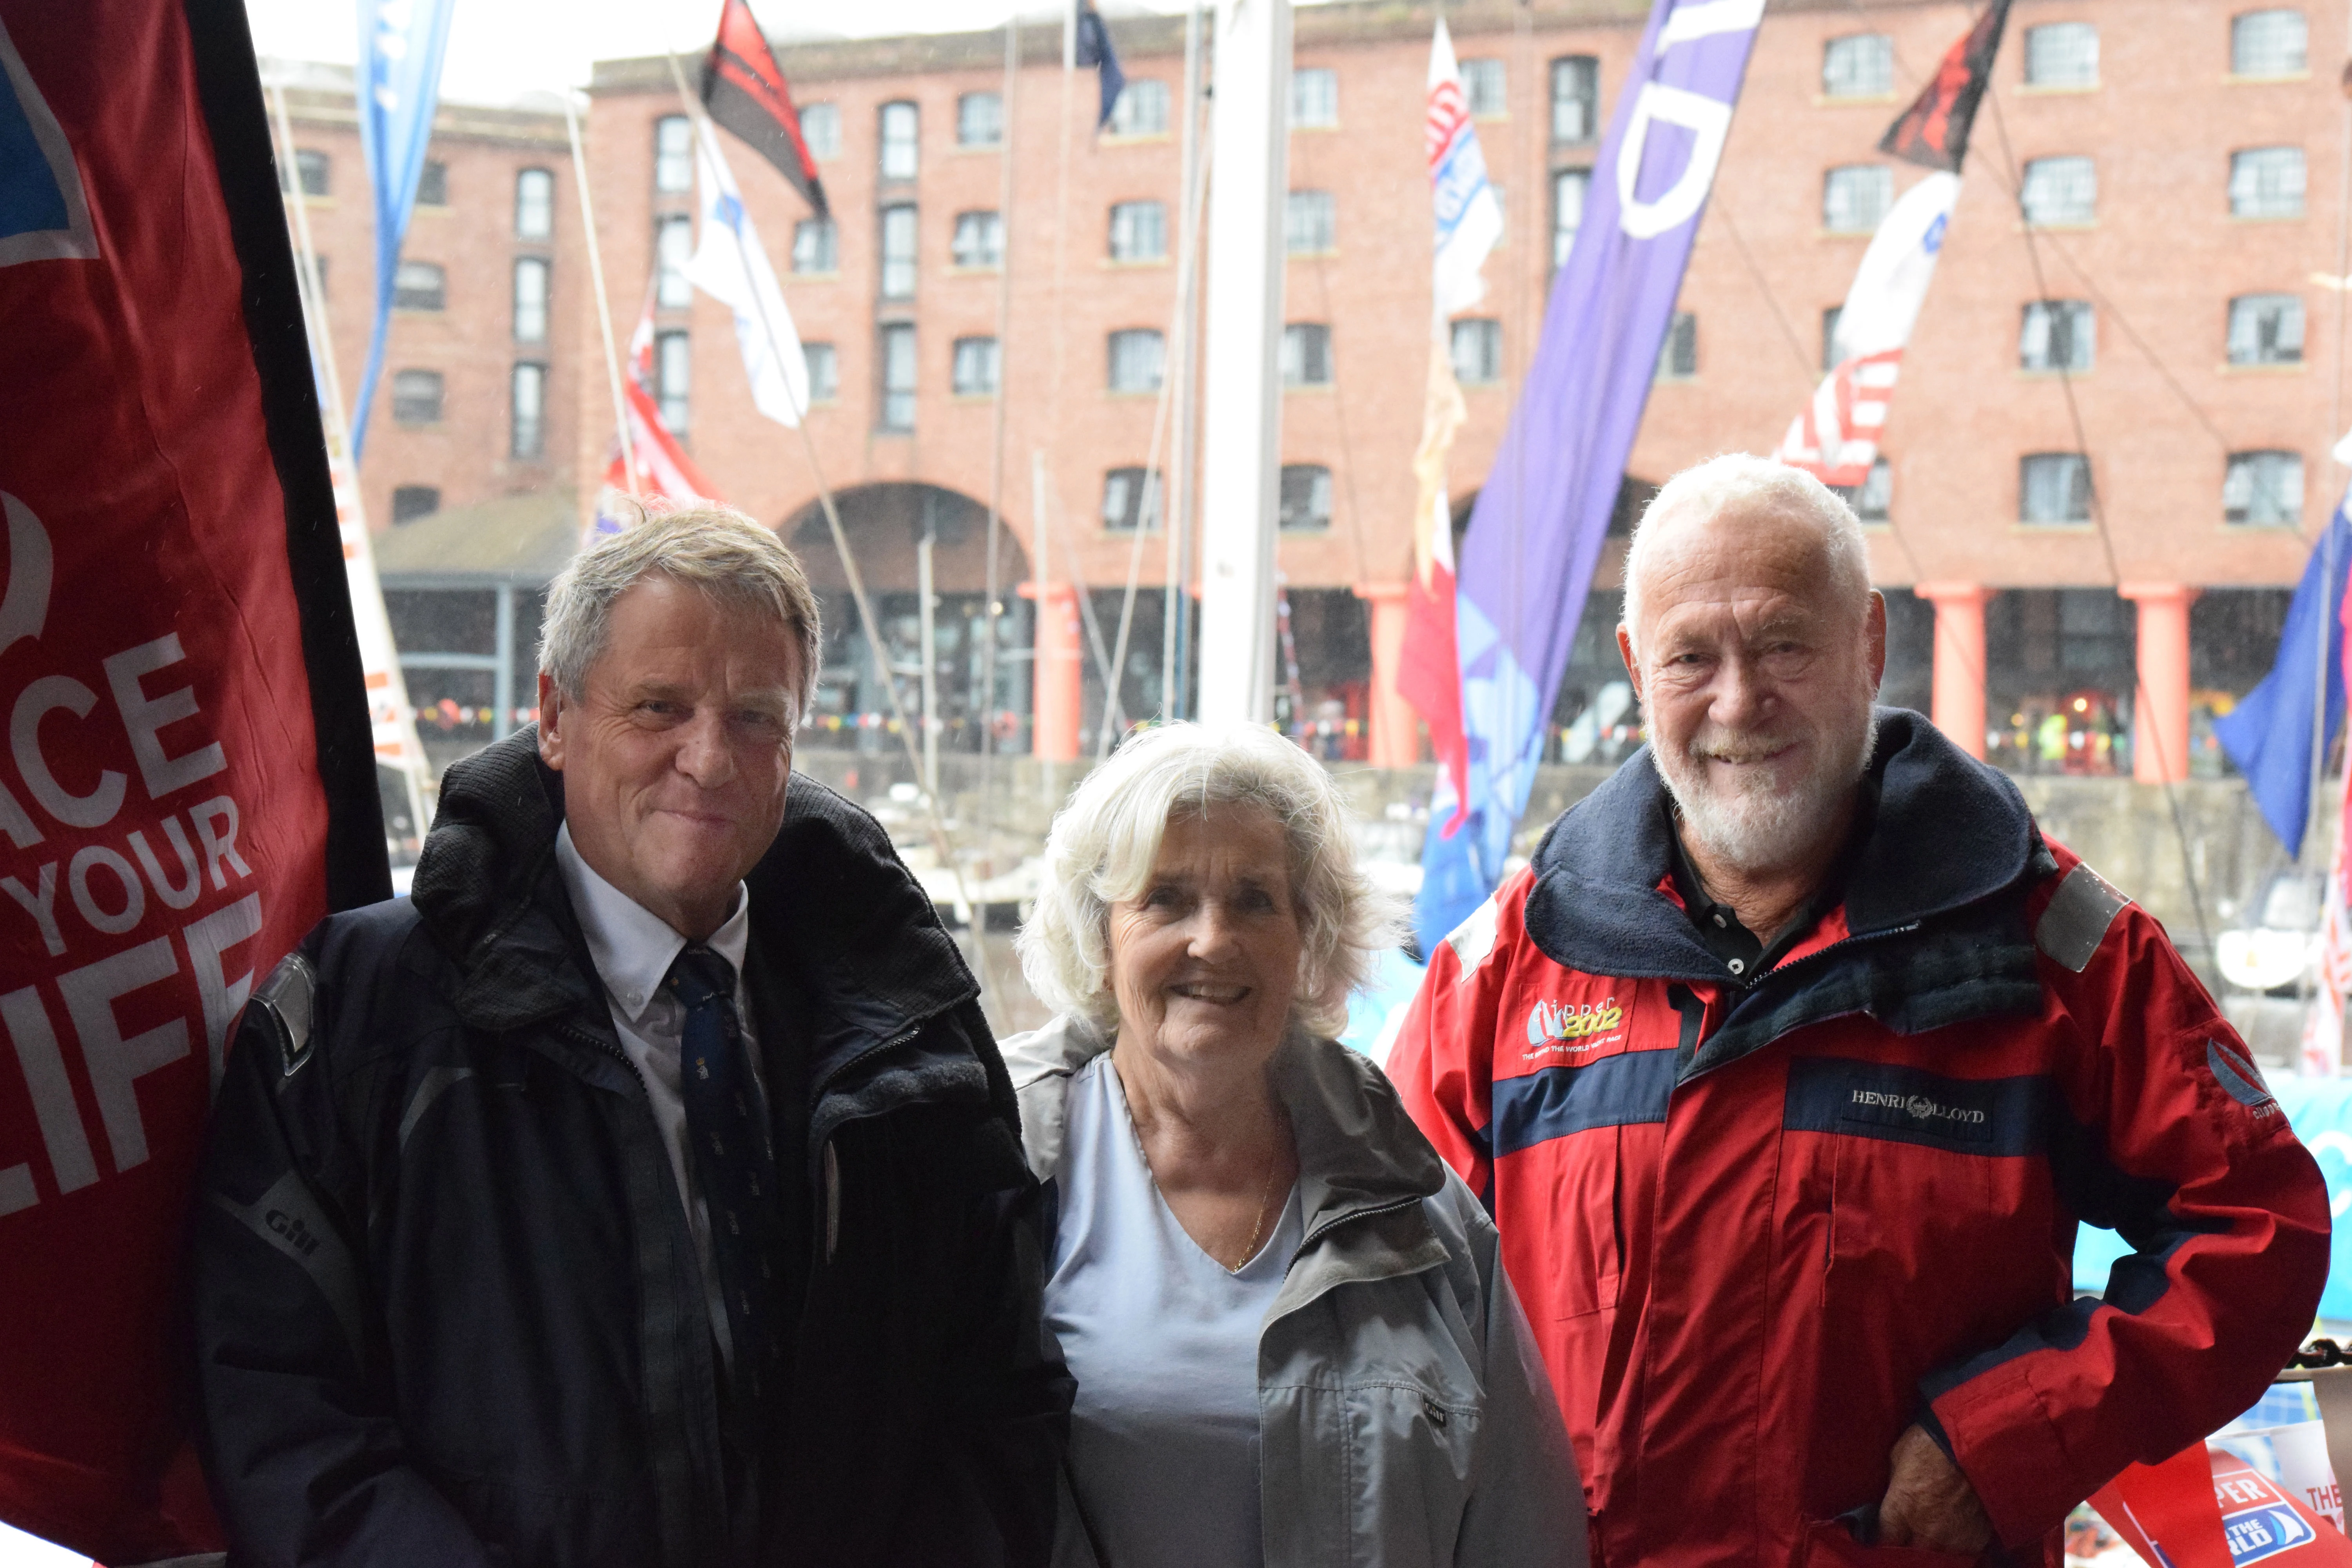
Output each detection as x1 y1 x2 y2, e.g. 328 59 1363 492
1653 691 1879 876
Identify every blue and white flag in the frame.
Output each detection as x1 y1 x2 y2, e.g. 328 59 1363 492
349 0 454 460
1426 20 1502 320
684 118 809 428
2217 496 2352 858
1415 0 1764 953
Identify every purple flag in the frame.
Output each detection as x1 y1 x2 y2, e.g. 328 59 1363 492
1414 0 1764 951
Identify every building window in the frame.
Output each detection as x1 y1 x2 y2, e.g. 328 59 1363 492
391 369 444 426
1279 465 1333 532
1286 190 1336 254
1281 323 1333 387
879 102 919 181
289 148 330 197
952 210 1004 269
791 215 838 274
1463 58 1507 118
1823 165 1893 232
1107 328 1165 394
958 91 1004 147
2020 156 2096 225
2020 452 2092 524
799 102 840 160
1452 318 1503 384
513 257 550 342
2020 300 2094 371
952 335 1000 396
2024 23 2099 87
1109 200 1167 261
416 159 448 207
2225 450 2305 525
878 323 916 431
1109 79 1171 137
515 168 554 239
1822 34 1894 98
1102 467 1163 532
511 363 546 458
655 116 693 194
1821 306 1844 368
2228 292 2306 363
804 342 838 402
880 204 918 299
1291 67 1338 128
2234 10 2309 76
1834 458 1892 523
656 330 690 432
392 260 446 310
1550 56 1599 144
1552 168 1589 269
2231 147 2307 217
657 215 694 306
390 485 440 524
1654 312 1697 381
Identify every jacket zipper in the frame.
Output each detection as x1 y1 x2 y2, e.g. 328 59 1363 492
1674 921 1926 1083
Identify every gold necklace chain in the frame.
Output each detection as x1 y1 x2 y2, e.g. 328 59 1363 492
1132 1101 1290 1273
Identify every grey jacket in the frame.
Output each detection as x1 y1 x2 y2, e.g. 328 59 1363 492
1003 1015 1589 1568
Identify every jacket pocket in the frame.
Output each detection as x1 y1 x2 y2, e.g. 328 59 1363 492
1342 1384 1482 1568
1541 1123 1628 1319
1801 1518 1987 1566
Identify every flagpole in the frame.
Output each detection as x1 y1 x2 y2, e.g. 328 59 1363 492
1163 0 1207 722
561 89 639 496
980 14 1019 823
659 49 1001 999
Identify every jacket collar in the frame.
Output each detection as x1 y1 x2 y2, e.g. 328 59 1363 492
412 730 983 1094
1522 707 2038 983
1002 1016 1447 1254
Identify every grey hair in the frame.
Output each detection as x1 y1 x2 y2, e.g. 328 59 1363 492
1015 722 1403 1039
538 506 822 709
1621 453 1872 653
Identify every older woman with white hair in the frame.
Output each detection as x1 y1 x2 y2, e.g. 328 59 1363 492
1005 722 1586 1568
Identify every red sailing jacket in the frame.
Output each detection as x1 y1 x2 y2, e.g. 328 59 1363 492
1388 712 2330 1568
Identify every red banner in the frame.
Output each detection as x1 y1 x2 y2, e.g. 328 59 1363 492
0 0 385 1556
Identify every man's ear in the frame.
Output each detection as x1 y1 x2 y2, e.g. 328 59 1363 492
1616 623 1646 706
537 671 565 770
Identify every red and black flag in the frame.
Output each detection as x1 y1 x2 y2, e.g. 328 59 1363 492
702 0 829 218
1879 0 2014 171
0 0 388 1556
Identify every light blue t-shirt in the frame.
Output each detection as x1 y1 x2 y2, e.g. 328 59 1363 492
1045 1053 1303 1568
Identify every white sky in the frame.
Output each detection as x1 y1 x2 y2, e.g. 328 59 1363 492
245 0 1324 107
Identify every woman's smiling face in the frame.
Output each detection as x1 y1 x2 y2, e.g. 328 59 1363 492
1107 806 1304 1067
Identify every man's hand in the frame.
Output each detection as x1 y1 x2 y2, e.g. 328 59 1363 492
1877 1423 1995 1555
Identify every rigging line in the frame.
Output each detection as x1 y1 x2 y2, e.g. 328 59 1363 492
1310 253 1374 588
659 52 1003 999
1712 196 1822 392
1036 459 1129 731
1102 118 1212 759
1984 83 2214 951
980 15 1020 851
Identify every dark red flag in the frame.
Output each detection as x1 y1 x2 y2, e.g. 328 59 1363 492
1879 0 2013 171
0 0 386 1555
701 0 829 217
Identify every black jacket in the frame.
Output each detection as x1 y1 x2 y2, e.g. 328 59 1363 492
189 731 1069 1567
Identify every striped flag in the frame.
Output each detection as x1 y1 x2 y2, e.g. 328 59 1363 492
592 307 724 539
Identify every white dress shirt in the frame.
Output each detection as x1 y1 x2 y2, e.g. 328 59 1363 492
554 822 763 1367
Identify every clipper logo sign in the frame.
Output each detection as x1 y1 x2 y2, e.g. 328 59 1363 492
1525 996 1624 1058
2216 1468 2324 1564
0 15 95 267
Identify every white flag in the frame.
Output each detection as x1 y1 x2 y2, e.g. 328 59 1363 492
685 118 810 428
1777 170 1960 486
1427 20 1503 321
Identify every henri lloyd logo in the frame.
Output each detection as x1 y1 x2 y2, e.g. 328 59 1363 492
1849 1088 1989 1131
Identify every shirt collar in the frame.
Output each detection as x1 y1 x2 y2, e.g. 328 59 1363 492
555 822 750 1024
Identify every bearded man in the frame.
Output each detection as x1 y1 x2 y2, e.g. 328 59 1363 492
1388 454 2329 1568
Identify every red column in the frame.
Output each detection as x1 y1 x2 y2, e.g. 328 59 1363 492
1022 582 1081 762
1915 582 1992 761
1354 581 1418 769
2119 583 2200 784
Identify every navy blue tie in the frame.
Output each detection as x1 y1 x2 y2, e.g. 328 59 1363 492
668 944 788 1432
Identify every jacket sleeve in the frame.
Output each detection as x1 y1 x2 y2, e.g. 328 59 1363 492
1921 881 2331 1546
1387 873 1535 1199
188 941 502 1567
1458 1208 1591 1568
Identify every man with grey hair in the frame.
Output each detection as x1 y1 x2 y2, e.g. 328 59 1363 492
1391 454 2328 1566
191 509 1068 1566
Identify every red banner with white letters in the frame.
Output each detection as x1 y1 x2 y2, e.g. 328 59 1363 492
0 0 386 1556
